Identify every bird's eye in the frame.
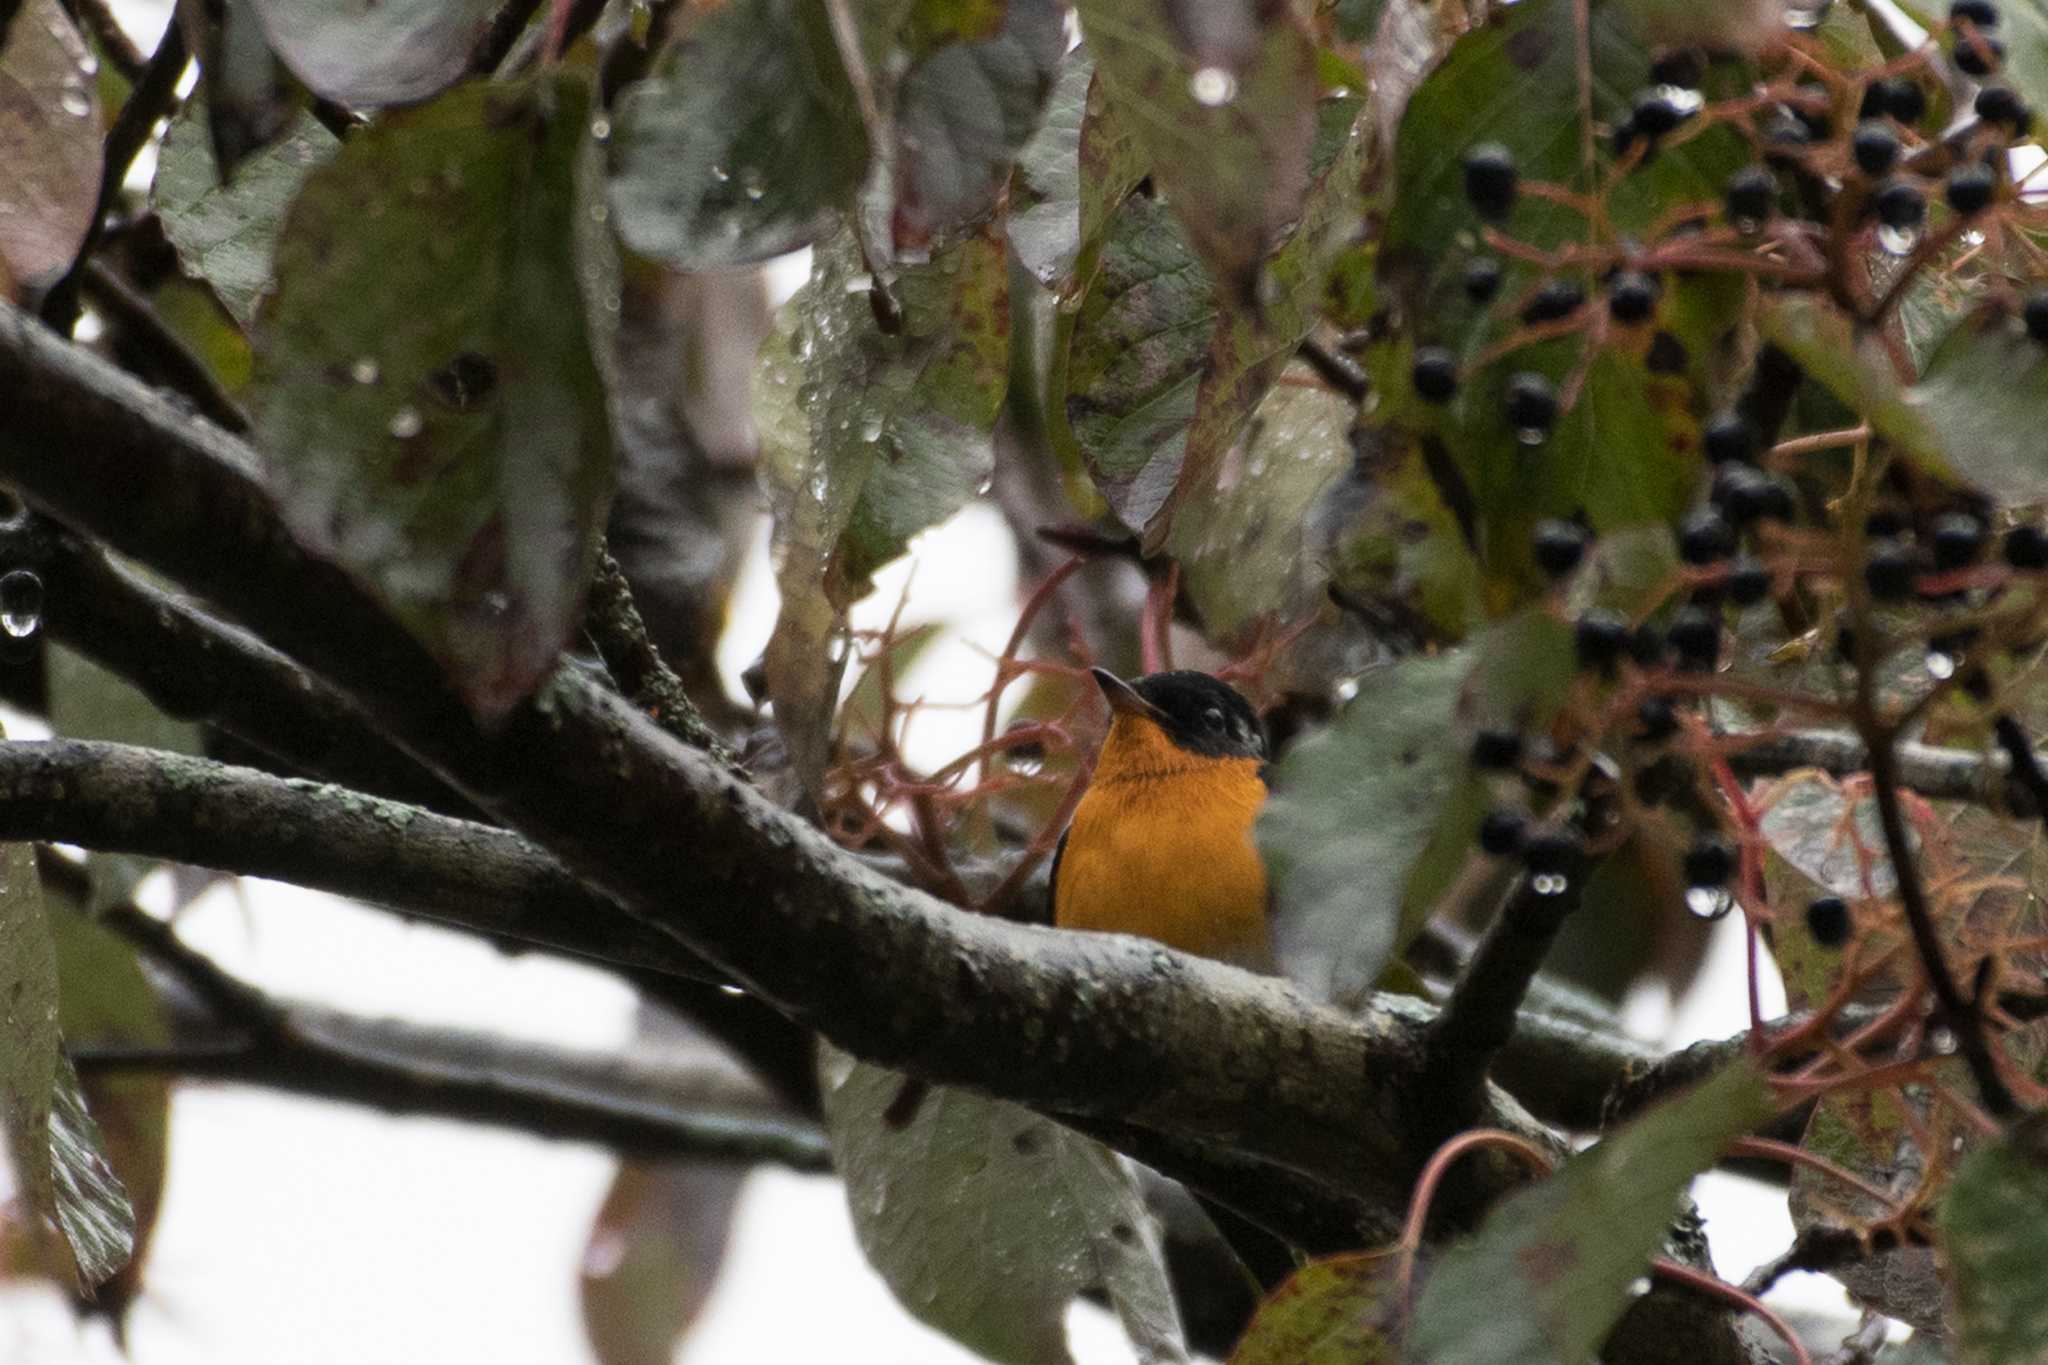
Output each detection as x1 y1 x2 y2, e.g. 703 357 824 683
1204 707 1227 730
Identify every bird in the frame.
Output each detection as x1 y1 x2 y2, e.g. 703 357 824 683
1051 667 1273 969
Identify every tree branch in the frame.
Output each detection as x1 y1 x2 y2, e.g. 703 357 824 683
584 543 743 772
0 296 1557 1227
1726 727 2031 808
77 906 828 1166
0 737 724 985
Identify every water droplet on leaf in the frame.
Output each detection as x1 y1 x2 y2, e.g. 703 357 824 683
1189 66 1238 107
351 357 380 385
387 406 424 439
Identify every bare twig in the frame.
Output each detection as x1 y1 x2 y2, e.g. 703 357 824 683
79 261 250 433
584 543 744 773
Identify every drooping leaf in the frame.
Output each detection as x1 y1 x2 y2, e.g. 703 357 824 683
1259 609 1574 1002
254 74 616 720
818 1048 1188 1365
1943 1115 2048 1364
1009 48 1095 288
0 0 101 300
0 836 134 1290
1407 1058 1774 1363
579 1161 743 1365
890 0 1068 255
1365 0 1751 603
1763 294 1945 476
246 0 499 108
1074 0 1318 310
153 95 336 328
1905 304 2048 507
755 228 1010 798
1227 1251 1400 1365
607 0 868 271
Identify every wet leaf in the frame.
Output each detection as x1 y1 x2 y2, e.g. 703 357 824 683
1366 0 1750 603
0 0 101 300
756 229 1009 798
1009 48 1094 287
1408 1058 1774 1363
1073 0 1318 309
579 1161 743 1365
607 0 868 271
246 0 499 108
154 93 336 328
1906 304 2048 507
1757 773 1901 903
254 75 615 720
890 0 1067 254
1943 1115 2048 1364
195 0 301 176
819 1047 1188 1365
1227 1250 1400 1365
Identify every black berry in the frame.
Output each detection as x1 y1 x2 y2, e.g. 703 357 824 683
1874 179 1926 230
1463 257 1504 303
1413 346 1459 403
1865 539 1918 601
1636 696 1680 742
1678 508 1735 565
1976 85 2031 134
1575 608 1631 670
2005 522 2048 569
1650 48 1706 89
1723 166 1775 223
1668 605 1720 672
1956 34 2004 76
1608 271 1661 323
1533 518 1589 578
1464 143 1519 220
1727 556 1771 606
1471 727 1524 769
1522 828 1584 876
1953 0 2001 26
1945 163 1997 216
1932 512 1987 569
1683 834 1736 887
1805 895 1851 947
1522 278 1587 324
1863 76 1928 125
1711 463 1772 525
1478 807 1529 856
1632 88 1690 138
1629 622 1666 667
1851 120 1900 176
1703 413 1757 465
2024 289 2048 343
1865 507 1907 539
1757 478 1796 524
1504 372 1558 435
1646 332 1688 374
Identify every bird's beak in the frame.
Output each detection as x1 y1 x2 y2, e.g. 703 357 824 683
1091 667 1164 721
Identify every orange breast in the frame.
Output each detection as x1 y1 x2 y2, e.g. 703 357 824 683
1053 714 1271 969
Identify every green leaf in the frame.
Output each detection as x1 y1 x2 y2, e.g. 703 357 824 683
0 0 101 298
246 0 500 108
0 837 134 1290
1009 49 1094 287
154 96 337 329
1260 610 1575 1001
890 0 1067 253
254 75 616 720
819 1048 1188 1365
607 0 868 271
1907 304 2048 507
756 228 1010 797
1408 1058 1774 1363
1227 1251 1400 1365
1943 1115 2048 1365
1367 0 1750 603
1074 0 1318 309
1763 294 1947 476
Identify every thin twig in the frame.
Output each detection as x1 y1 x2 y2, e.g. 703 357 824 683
79 260 250 433
584 543 745 774
69 0 146 82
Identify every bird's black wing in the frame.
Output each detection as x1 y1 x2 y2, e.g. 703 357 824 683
1042 826 1069 927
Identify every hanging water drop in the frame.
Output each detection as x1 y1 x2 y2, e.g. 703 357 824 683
1928 1025 1958 1055
0 569 44 640
387 406 424 439
1876 223 1921 256
589 115 611 140
1926 650 1956 681
1684 885 1736 920
1189 66 1238 107
351 356 381 385
718 983 747 998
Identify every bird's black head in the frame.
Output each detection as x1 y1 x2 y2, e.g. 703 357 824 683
1093 668 1266 760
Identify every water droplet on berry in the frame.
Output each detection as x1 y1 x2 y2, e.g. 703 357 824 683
1189 67 1238 107
1926 650 1957 680
1877 222 1921 256
1685 885 1736 920
387 406 424 439
1532 872 1570 897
